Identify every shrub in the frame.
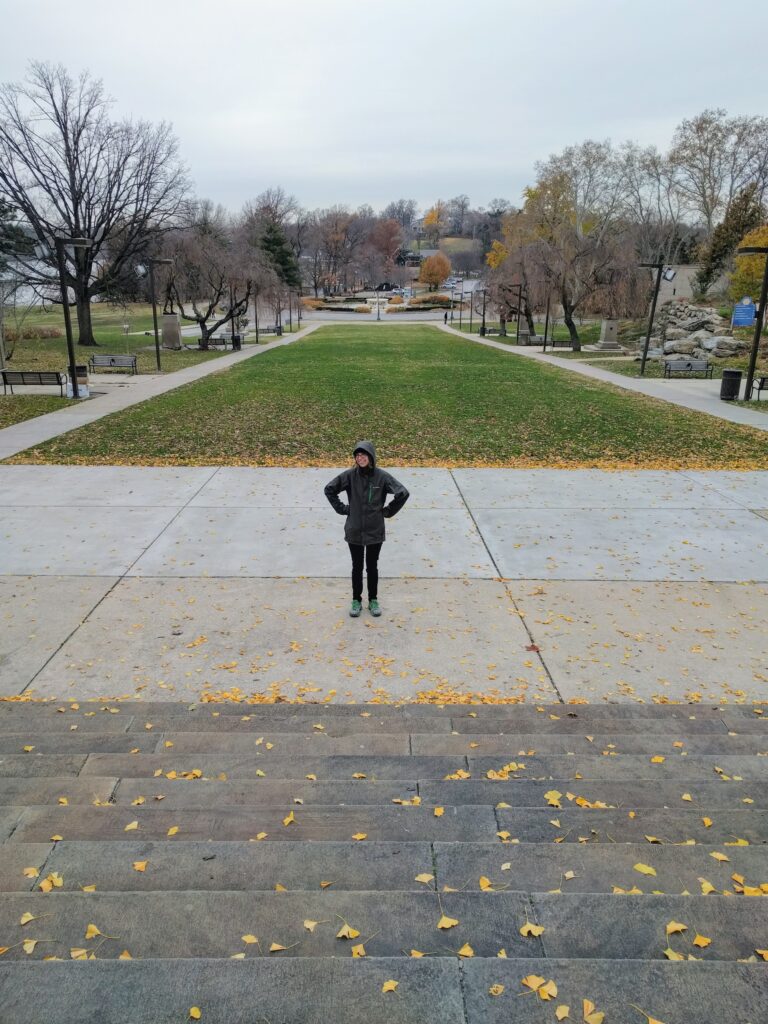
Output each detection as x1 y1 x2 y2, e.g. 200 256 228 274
410 293 452 308
388 294 404 305
354 305 372 313
3 325 64 342
301 298 325 310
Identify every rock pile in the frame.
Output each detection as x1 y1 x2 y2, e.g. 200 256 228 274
649 301 750 360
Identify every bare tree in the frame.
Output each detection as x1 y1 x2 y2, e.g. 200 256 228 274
382 199 417 230
670 108 768 234
0 62 190 345
618 142 697 263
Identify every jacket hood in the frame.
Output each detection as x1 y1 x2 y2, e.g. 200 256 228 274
353 440 376 467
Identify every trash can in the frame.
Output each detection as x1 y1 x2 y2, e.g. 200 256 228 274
720 368 742 401
232 334 242 352
66 365 89 398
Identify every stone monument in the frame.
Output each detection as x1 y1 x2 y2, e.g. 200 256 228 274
162 312 183 350
595 318 620 351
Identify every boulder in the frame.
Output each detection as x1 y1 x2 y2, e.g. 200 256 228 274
664 328 688 341
709 336 745 351
672 340 698 354
688 329 715 341
697 337 720 351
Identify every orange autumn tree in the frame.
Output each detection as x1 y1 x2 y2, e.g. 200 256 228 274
419 252 451 291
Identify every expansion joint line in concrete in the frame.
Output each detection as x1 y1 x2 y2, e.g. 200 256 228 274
19 466 223 696
448 469 565 704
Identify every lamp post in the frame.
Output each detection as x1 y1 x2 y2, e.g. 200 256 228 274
735 246 768 401
515 283 523 343
54 236 94 399
479 288 488 337
147 258 173 371
458 281 464 332
638 255 668 376
542 292 552 352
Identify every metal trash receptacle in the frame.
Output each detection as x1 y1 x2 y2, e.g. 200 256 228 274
232 334 242 351
720 368 742 401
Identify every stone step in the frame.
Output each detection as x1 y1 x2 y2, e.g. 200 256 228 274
0 778 118 806
0 755 87 777
76 751 768 780
5 840 434 893
433 842 768 895
1 958 765 1024
7 803 768 845
493 807 767 844
415 733 766 754
420 778 767 807
0 891 765 961
7 804 497 843
2 839 765 895
3 730 767 756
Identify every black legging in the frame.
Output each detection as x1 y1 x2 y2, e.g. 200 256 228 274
348 543 382 601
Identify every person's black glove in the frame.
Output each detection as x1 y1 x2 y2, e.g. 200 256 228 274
383 507 392 518
339 504 349 515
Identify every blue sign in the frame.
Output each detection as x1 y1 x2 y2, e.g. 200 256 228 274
732 297 756 327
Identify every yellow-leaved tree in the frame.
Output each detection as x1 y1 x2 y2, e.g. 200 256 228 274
729 224 768 303
419 252 451 291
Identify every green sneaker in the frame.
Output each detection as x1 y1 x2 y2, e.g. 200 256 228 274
368 599 381 617
349 600 362 618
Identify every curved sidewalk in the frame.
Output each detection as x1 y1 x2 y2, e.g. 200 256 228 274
440 324 768 432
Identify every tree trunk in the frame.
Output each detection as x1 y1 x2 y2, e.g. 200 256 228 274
198 321 210 350
524 304 536 337
499 314 507 337
75 291 97 346
563 306 581 350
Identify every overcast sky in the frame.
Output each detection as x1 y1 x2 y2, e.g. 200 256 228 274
3 0 767 215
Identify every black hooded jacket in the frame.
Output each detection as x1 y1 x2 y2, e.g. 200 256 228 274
324 440 409 545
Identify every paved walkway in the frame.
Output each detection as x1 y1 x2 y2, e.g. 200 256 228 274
440 324 768 431
1 465 766 704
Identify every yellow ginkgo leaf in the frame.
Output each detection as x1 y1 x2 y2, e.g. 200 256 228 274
644 835 661 844
22 939 38 954
433 807 444 817
132 861 148 872
381 980 398 993
269 942 286 952
241 934 259 944
350 943 366 958
663 946 685 961
555 1006 570 1021
283 811 295 826
70 948 88 960
85 924 101 940
352 833 367 841
521 974 546 992
23 867 39 879
320 881 333 889
58 797 68 806
496 831 511 841
538 980 557 1001
755 949 768 960
583 999 605 1024
189 1009 201 1021
479 876 494 891
167 826 179 837
437 914 459 930
520 921 545 937
23 745 35 753
666 920 687 936
702 817 713 828
352 772 366 779
633 863 657 876
252 832 268 841
650 756 665 764
710 851 729 863
19 912 35 926
124 821 138 832
274 883 287 892
82 885 97 892
457 943 474 958
303 920 319 933
699 877 717 894
336 923 360 940
681 793 693 802
410 949 425 957
489 984 504 996
544 789 563 807
50 835 63 842
693 934 712 948
230 953 246 960
305 774 317 781
414 873 433 884
118 950 132 959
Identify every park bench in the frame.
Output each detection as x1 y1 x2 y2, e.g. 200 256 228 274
749 376 767 400
484 328 504 337
550 338 572 348
663 358 713 379
1 369 67 396
87 353 138 374
258 324 282 336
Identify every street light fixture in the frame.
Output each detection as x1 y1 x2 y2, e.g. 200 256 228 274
479 288 488 337
736 246 768 401
638 255 673 376
54 236 94 399
148 259 173 371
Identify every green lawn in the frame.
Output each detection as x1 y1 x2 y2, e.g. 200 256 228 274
0 395 70 430
7 324 768 469
1 302 298 376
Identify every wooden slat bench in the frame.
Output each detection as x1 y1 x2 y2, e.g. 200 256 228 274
87 353 138 374
663 358 714 379
1 370 67 396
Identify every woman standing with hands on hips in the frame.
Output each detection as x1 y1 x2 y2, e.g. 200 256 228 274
324 440 409 618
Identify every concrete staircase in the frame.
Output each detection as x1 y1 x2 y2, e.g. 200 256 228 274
0 700 766 1023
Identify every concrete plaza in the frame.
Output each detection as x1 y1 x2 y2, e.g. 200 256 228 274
1 465 767 703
